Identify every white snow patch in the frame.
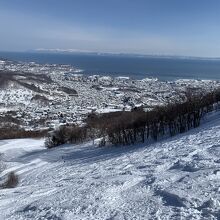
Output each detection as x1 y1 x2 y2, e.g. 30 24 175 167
0 113 220 219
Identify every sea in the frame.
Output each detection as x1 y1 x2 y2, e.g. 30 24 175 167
1 51 220 81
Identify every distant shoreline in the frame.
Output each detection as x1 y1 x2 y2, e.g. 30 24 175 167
1 51 220 81
3 49 220 61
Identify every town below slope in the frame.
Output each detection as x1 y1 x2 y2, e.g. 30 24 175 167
1 59 220 131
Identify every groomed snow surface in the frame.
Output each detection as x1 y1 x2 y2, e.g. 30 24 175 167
0 113 220 219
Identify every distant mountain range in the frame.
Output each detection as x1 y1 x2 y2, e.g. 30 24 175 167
31 48 220 60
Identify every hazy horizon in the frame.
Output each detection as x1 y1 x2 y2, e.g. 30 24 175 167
3 49 220 60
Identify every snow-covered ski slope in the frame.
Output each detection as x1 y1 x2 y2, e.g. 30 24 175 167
0 113 220 219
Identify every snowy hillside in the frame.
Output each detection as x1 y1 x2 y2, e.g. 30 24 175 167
0 113 220 219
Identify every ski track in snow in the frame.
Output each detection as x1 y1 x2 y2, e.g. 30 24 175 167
0 113 220 219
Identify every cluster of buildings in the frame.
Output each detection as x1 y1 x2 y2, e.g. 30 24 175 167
1 59 220 130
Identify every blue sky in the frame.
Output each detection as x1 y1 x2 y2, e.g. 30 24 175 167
0 0 220 57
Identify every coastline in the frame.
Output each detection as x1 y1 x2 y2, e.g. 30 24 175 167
1 51 220 81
